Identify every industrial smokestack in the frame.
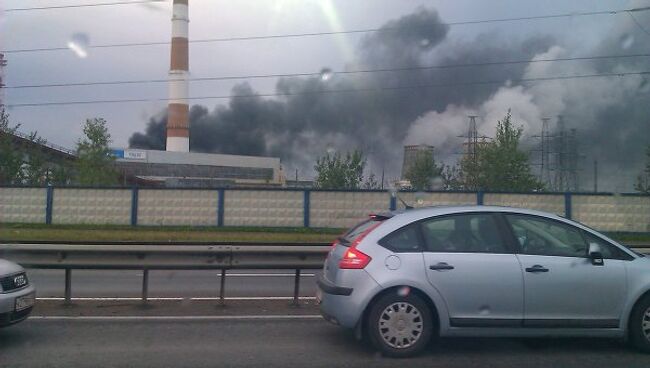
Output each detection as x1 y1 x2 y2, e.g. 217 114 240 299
166 0 190 152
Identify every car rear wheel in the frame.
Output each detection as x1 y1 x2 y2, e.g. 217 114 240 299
630 295 650 353
367 291 433 358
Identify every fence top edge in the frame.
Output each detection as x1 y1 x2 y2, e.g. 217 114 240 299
0 185 646 196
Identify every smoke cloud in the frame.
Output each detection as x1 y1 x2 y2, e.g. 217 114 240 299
129 6 650 191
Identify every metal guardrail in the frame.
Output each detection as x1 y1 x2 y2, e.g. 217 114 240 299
0 243 648 305
0 243 330 305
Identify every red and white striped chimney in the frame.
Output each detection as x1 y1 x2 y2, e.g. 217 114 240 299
166 0 190 152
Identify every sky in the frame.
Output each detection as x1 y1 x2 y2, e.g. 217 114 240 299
2 0 650 191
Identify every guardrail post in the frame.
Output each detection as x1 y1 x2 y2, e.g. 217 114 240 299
389 195 397 211
45 185 54 225
141 269 149 303
64 269 72 305
131 187 139 226
292 269 301 306
219 269 227 305
303 190 310 228
564 192 572 219
477 191 484 205
217 189 225 227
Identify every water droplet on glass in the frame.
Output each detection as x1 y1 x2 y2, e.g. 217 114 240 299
620 33 634 50
320 68 333 82
640 78 650 93
326 143 336 155
67 33 90 58
419 38 431 48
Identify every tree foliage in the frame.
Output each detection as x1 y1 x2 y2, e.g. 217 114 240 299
76 118 118 186
23 132 49 186
314 150 366 189
635 145 650 194
459 110 543 192
404 150 441 190
0 108 23 185
363 172 380 190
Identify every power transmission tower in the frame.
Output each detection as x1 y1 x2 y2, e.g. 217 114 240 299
531 117 557 190
552 116 583 192
466 115 479 165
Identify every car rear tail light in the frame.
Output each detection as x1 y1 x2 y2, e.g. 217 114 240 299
339 246 372 269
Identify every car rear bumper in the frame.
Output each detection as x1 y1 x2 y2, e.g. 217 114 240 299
316 274 353 296
0 284 36 327
316 271 380 329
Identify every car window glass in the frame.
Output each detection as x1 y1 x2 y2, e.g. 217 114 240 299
379 224 422 252
420 214 507 253
506 215 586 257
583 232 633 261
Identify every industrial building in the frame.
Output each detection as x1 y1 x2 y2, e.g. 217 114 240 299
113 149 284 188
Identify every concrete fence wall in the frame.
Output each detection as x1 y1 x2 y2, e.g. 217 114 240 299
0 187 648 232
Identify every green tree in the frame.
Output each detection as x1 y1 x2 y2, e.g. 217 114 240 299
314 150 366 189
363 172 380 190
441 164 463 190
461 110 543 191
0 108 24 185
23 132 48 186
635 145 650 194
76 118 118 186
405 150 441 190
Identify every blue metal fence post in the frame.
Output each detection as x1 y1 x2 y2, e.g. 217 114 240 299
564 192 572 219
131 187 139 226
45 185 54 225
389 195 397 211
217 189 225 227
477 191 484 205
303 190 310 228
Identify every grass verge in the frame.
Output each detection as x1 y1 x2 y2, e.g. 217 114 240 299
0 224 342 243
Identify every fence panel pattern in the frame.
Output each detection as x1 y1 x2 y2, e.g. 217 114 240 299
1 187 649 232
138 190 218 226
224 190 303 227
484 193 565 216
52 189 131 225
0 187 46 224
572 195 650 233
310 191 387 228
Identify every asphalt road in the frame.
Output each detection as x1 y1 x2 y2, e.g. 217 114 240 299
2 318 650 368
27 269 317 298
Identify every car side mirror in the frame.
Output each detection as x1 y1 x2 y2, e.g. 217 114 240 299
588 243 604 266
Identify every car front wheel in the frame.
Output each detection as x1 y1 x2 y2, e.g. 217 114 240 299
367 291 433 358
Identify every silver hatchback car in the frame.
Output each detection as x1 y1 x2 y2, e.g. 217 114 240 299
317 206 650 357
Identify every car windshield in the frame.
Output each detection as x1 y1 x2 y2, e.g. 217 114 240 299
1 1 649 366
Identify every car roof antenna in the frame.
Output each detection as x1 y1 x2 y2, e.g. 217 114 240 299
396 194 413 210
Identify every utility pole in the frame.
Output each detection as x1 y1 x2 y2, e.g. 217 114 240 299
594 160 598 193
381 167 385 190
295 168 298 182
0 53 6 108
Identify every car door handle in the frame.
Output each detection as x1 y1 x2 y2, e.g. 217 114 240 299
525 265 549 273
429 262 454 271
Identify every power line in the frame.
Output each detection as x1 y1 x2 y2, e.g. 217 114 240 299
6 70 650 108
627 11 650 36
6 53 650 89
3 6 650 54
4 0 166 12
